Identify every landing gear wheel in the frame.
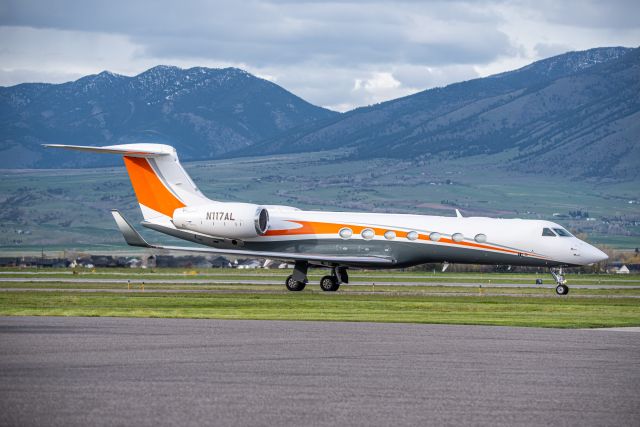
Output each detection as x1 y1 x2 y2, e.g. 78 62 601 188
550 268 569 296
285 275 306 292
320 275 340 292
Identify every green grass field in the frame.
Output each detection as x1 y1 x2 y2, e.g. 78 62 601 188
1 269 639 328
1 291 638 328
2 268 639 285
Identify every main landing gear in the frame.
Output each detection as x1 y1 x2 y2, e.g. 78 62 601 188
550 268 569 295
319 267 348 292
319 275 340 292
284 261 348 292
285 274 306 291
285 260 308 292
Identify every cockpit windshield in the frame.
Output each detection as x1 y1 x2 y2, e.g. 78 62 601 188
553 228 572 237
542 228 556 237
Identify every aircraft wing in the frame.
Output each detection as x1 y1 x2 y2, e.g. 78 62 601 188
111 210 396 266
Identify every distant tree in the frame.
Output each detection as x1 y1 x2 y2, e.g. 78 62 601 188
569 210 589 219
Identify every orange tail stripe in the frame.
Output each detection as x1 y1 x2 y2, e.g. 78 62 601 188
123 156 185 217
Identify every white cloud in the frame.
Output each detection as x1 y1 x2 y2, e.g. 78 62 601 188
0 0 638 109
0 26 144 85
352 72 408 106
472 1 640 77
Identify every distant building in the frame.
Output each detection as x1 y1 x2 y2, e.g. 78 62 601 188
607 262 640 274
277 263 294 269
0 256 67 268
126 258 142 268
616 265 630 274
144 255 157 269
0 257 18 267
235 259 262 269
210 256 232 268
154 255 231 268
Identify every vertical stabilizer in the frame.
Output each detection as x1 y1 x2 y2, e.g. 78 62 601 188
44 143 211 223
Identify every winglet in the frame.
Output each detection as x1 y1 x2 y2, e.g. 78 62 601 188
111 210 151 247
455 209 463 218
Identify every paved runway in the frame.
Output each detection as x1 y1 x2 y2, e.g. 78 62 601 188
2 287 639 298
1 317 639 427
3 271 639 283
1 277 637 289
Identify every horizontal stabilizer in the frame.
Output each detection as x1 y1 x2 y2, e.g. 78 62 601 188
48 143 208 222
111 211 395 266
43 143 174 158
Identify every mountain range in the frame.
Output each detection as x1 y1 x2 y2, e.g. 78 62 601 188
1 46 638 180
0 66 337 168
244 46 639 180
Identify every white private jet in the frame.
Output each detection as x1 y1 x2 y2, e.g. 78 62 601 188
45 143 608 295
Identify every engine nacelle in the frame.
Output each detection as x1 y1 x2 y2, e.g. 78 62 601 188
172 203 269 239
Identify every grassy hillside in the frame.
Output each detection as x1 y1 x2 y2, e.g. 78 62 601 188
1 151 638 252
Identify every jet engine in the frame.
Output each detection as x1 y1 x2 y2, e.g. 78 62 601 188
172 203 269 239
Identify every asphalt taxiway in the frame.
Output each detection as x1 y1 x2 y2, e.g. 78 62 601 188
1 277 637 289
1 317 639 426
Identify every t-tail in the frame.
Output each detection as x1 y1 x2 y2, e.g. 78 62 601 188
43 143 211 223
43 143 392 269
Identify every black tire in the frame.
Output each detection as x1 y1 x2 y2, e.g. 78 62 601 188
285 275 306 292
320 275 340 292
555 284 569 295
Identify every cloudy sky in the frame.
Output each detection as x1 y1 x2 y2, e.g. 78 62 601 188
0 0 638 111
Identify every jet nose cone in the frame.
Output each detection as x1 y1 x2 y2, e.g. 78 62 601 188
585 245 608 264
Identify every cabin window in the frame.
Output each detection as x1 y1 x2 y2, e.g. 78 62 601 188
542 228 556 237
474 233 487 243
407 231 419 241
361 228 375 240
429 232 441 241
452 233 464 242
339 227 353 239
384 230 396 240
553 228 572 237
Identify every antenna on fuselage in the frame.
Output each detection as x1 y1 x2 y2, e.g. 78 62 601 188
455 209 463 218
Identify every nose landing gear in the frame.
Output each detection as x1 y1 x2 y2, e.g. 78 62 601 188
550 268 569 295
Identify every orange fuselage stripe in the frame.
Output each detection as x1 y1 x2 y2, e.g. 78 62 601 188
265 220 542 258
265 222 395 237
123 156 185 217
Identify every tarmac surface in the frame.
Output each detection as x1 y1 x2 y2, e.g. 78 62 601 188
2 271 640 283
1 317 639 426
1 287 639 298
1 277 638 289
